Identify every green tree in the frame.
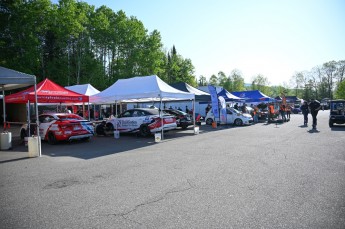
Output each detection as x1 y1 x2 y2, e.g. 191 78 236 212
251 74 270 95
322 61 337 99
218 71 227 86
335 80 345 99
209 74 218 86
198 75 207 86
228 69 245 91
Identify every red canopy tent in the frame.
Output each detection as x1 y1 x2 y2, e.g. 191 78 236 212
5 78 89 103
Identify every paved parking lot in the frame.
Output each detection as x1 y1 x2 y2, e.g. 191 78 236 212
1 111 345 228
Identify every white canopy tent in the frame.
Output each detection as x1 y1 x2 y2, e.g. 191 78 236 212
90 75 195 138
65 84 101 120
90 75 194 103
0 66 41 156
65 83 100 96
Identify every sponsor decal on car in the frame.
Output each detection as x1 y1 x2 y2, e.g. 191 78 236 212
117 119 138 127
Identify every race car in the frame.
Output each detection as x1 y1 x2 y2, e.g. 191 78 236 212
20 113 94 144
96 108 177 137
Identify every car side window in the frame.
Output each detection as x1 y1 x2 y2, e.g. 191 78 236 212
121 111 132 118
39 116 46 123
132 111 141 117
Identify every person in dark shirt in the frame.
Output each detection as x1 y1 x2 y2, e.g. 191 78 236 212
309 99 321 130
300 101 309 126
234 103 239 110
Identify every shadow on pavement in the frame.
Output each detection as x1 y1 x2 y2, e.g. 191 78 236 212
0 157 31 164
307 129 320 133
330 126 345 131
3 123 255 160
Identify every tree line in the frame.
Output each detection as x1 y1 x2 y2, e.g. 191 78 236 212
198 60 345 100
0 0 196 90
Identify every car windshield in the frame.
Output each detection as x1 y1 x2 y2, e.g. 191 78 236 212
229 108 241 114
331 102 344 110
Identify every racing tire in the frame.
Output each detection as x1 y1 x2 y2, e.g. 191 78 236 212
105 123 114 131
234 118 243 126
181 123 188 130
206 118 213 125
329 120 334 128
139 124 150 137
48 132 57 145
95 123 106 136
20 129 27 140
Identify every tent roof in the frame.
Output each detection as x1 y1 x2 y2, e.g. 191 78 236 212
65 84 100 96
217 88 241 101
90 75 194 104
0 66 36 90
170 82 211 101
231 90 274 102
285 96 301 102
5 78 89 103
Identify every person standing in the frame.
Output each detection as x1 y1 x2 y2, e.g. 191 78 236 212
279 104 287 122
309 99 321 130
300 101 309 126
268 103 275 121
286 104 291 119
253 105 259 123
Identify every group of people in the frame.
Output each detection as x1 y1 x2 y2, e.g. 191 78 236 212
300 99 322 130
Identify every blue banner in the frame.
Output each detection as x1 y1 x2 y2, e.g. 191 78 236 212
208 85 219 117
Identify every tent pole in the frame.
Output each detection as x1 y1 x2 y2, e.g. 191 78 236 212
27 100 30 137
193 99 196 130
115 101 118 131
2 89 5 130
160 96 164 140
34 77 41 157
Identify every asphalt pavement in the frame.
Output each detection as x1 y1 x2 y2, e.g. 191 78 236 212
0 111 344 228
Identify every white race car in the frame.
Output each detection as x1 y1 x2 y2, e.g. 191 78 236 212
205 108 253 126
20 113 94 144
96 108 177 137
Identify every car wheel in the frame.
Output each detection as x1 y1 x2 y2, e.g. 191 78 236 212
329 120 334 128
181 123 188 130
206 118 213 125
140 124 150 137
96 123 106 136
48 132 57 145
105 123 114 131
234 118 243 126
20 129 27 140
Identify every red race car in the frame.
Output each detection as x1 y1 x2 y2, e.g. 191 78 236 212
20 113 94 144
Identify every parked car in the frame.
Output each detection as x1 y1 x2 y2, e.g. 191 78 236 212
96 108 177 137
205 108 253 126
20 113 94 144
257 108 269 121
329 100 345 127
163 109 193 129
292 106 301 114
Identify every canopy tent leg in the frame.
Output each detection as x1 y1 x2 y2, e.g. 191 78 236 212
34 79 41 157
2 89 5 130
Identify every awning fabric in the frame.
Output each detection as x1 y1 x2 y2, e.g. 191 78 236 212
5 78 89 103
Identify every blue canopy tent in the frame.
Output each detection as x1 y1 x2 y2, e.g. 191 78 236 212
217 88 241 102
231 90 275 103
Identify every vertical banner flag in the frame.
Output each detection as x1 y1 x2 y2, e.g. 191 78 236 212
208 85 219 118
219 96 227 124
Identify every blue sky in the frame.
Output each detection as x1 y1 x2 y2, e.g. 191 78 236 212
68 0 345 86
